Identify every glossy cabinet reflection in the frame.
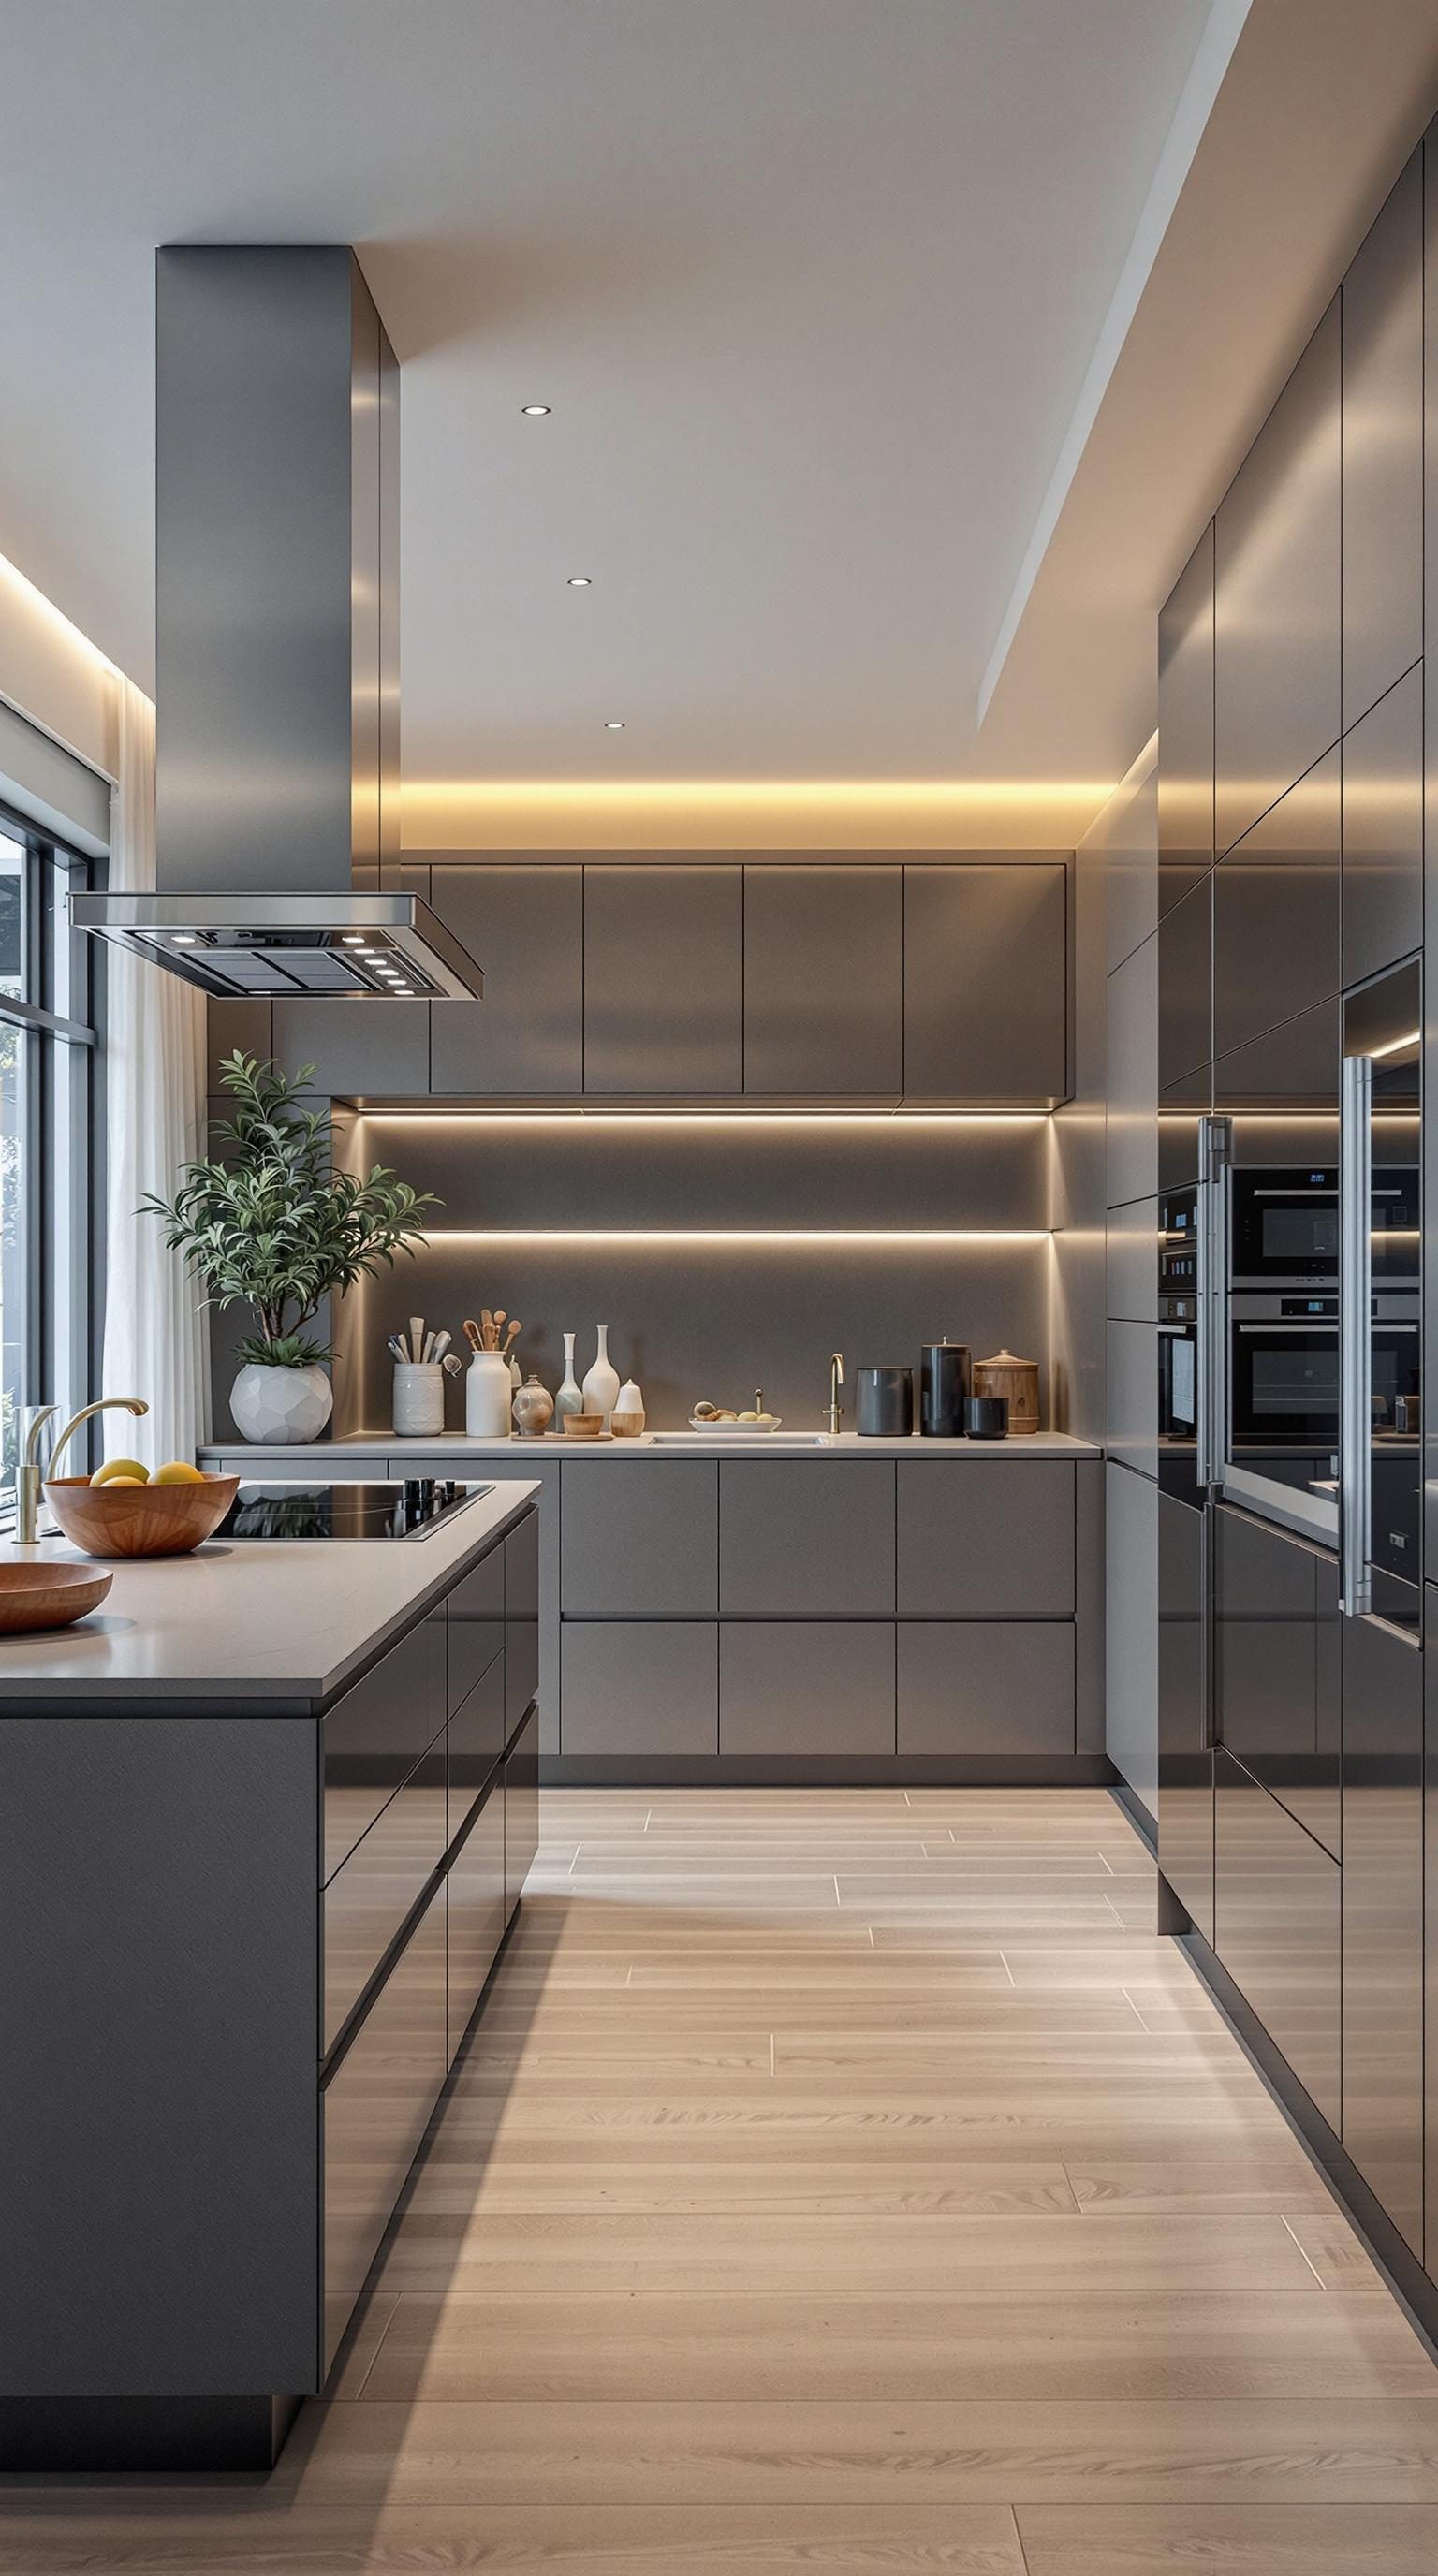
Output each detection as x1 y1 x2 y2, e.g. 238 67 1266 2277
1342 1610 1423 2255
1341 663 1422 988
429 864 584 1095
1424 1584 1438 2275
584 866 743 1093
1214 1749 1341 2128
1215 298 1342 855
1212 749 1339 1060
1342 148 1423 730
1156 1489 1211 1942
1157 525 1214 916
1156 873 1211 1090
1212 1505 1339 1857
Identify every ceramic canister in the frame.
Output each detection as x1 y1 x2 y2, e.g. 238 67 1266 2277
393 1362 446 1437
919 1340 971 1437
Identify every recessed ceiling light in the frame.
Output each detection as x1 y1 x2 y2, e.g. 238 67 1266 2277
603 719 625 731
567 576 592 587
521 403 551 417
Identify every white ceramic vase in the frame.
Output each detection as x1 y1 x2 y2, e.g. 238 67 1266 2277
581 1325 622 1429
230 1362 333 1445
465 1352 514 1438
553 1332 583 1432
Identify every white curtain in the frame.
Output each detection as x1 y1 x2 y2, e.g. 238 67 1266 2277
100 679 211 1462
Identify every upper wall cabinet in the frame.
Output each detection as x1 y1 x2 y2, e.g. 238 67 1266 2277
742 865 902 1096
1215 298 1341 856
1342 662 1423 988
1157 524 1214 918
429 864 583 1095
1342 149 1422 733
268 862 433 1100
1213 745 1339 1061
902 863 1066 1105
1156 871 1211 1090
584 864 743 1094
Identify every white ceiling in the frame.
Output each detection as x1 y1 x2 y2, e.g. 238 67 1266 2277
2 0 1436 821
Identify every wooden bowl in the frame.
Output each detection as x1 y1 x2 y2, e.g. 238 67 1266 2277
563 1413 605 1440
43 1474 241 1559
609 1412 645 1438
0 1560 113 1634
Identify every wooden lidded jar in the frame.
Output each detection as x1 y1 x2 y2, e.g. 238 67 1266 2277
973 1349 1039 1434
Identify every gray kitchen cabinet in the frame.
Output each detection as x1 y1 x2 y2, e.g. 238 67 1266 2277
1341 662 1422 988
583 865 742 1093
429 863 583 1094
1342 148 1423 730
1105 932 1158 1209
1107 1195 1160 1323
504 1705 540 1916
1342 1608 1423 2257
1213 1749 1341 2130
561 1622 718 1757
896 1461 1073 1618
207 997 273 1091
1213 749 1339 1061
321 1607 448 1880
1106 1461 1158 1822
902 863 1066 1105
448 1654 506 1808
447 1772 505 2063
719 1622 896 1758
1106 1320 1158 1485
1156 872 1211 1090
504 1509 540 1729
562 1461 717 1616
270 997 429 1101
1215 297 1342 854
718 1461 894 1616
447 1544 504 1715
897 1623 1075 1756
742 865 902 1096
1157 523 1215 918
322 1731 447 2047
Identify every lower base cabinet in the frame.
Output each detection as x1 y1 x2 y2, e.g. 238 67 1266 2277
720 1623 895 1757
321 1881 446 2376
1156 1492 1211 1944
896 1622 1074 1755
1213 1749 1340 2130
447 1776 506 2064
1342 1608 1423 2257
562 1623 718 1756
505 1705 540 1914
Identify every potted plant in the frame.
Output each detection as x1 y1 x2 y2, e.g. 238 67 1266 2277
144 1052 440 1445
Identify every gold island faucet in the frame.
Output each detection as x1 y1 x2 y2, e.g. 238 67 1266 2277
824 1352 845 1436
16 1398 149 1545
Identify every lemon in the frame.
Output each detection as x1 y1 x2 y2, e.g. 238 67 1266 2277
91 1458 149 1487
152 1459 204 1486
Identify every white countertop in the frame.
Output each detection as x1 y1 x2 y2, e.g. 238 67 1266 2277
0 1478 539 1711
202 1430 1101 1462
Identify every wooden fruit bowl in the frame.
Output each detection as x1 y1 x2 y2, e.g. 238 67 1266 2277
0 1560 113 1634
43 1474 241 1559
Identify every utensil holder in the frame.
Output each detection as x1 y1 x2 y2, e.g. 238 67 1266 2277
392 1363 445 1437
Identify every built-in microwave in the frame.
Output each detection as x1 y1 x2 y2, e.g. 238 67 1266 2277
1230 1164 1418 1285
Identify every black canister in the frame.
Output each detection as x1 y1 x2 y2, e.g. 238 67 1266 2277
963 1394 1008 1440
855 1365 914 1437
920 1339 971 1437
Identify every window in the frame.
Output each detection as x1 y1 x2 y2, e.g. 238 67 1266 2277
0 811 100 1518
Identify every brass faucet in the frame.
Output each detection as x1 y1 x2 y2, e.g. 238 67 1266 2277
15 1398 149 1545
824 1351 844 1436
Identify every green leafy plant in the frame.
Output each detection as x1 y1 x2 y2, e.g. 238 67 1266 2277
142 1052 440 1368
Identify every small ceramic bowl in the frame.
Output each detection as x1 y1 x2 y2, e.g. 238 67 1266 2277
609 1411 645 1438
563 1413 605 1440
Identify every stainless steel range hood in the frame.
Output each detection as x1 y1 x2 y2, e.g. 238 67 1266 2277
75 245 483 1003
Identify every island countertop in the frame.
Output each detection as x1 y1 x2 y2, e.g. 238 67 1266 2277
0 1476 539 1712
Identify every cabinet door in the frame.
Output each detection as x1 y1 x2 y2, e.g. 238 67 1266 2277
1156 873 1211 1089
449 1654 506 1813
896 1623 1074 1756
562 1623 717 1757
505 1509 540 1730
1213 748 1339 1060
429 863 583 1095
1213 1749 1340 2129
447 1544 504 1715
505 1705 540 1917
1215 297 1342 854
562 1461 717 1617
1158 523 1215 917
896 1462 1073 1617
1212 1507 1337 1858
902 865 1066 1105
1106 934 1158 1211
1156 1490 1211 1943
322 1734 447 2049
742 865 901 1096
1341 662 1422 989
271 997 430 1101
448 1773 505 2061
583 865 741 1093
719 1462 894 1616
720 1623 895 1758
1342 1609 1423 2255
1424 1584 1438 2275
1106 1463 1158 1821
321 1883 446 2376
1343 149 1422 730
1106 1321 1157 1485
322 1608 447 1881
1107 1196 1160 1323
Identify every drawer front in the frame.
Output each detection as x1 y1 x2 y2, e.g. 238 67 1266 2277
1214 1749 1340 2129
506 1511 540 1729
897 1623 1076 1756
562 1623 717 1756
562 1461 718 1616
449 1655 507 1817
896 1463 1074 1617
720 1622 895 1757
321 1884 446 2375
448 1544 504 1716
505 1705 541 1917
719 1462 895 1616
322 1609 447 1881
323 1743 448 2050
448 1776 506 2062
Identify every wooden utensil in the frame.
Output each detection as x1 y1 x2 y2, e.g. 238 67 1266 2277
503 1317 521 1352
463 1317 485 1355
0 1560 113 1634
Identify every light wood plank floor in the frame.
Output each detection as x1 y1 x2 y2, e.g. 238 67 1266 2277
5 1786 1438 2572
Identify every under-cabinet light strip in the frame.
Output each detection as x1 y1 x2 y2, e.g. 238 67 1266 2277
418 1228 1051 1245
359 1110 1050 1126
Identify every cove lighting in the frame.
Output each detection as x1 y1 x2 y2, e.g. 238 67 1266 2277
360 1109 1049 1126
417 1228 1051 1246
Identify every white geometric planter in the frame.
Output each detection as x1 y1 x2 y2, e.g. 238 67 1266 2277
229 1363 333 1445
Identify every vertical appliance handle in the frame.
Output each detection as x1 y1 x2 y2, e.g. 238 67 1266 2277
1339 1052 1372 1619
1196 1115 1231 1492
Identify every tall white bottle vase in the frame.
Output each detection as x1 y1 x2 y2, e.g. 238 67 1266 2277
465 1352 515 1439
553 1332 583 1433
582 1325 622 1430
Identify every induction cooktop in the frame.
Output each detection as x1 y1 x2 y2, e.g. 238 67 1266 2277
215 1479 489 1542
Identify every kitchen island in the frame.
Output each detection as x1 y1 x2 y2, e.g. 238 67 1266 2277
0 1476 539 2472
202 1433 1104 1786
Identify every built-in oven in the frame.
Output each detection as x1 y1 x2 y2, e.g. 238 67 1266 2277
1157 1185 1200 1504
1227 1290 1418 1540
1230 1162 1417 1287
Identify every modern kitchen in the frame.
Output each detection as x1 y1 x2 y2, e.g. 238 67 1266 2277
5 7 1438 2570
